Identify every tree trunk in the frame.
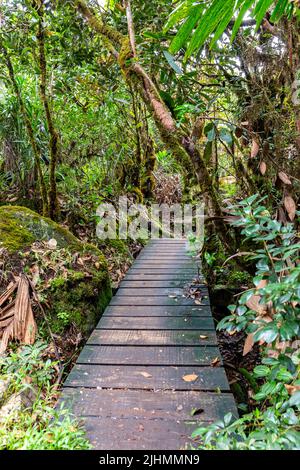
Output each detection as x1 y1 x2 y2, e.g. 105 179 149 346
36 1 60 220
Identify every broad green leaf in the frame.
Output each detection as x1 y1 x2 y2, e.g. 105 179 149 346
163 50 183 75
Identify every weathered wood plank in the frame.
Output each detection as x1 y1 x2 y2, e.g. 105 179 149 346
103 305 212 317
77 345 221 365
82 417 200 450
128 267 198 272
125 273 204 281
96 316 215 330
97 316 214 330
61 388 236 422
133 260 197 267
138 253 191 258
116 287 209 297
120 279 193 288
87 329 217 346
110 296 209 306
64 364 230 391
126 273 199 281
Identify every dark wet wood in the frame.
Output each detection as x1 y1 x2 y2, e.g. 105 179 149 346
64 364 230 390
110 296 210 306
77 345 221 365
117 287 209 297
103 305 212 317
97 315 214 330
60 239 236 450
119 280 203 288
61 388 236 421
87 329 218 346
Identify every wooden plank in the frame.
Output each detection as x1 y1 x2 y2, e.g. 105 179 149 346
119 279 193 288
138 252 190 257
77 345 221 365
110 296 209 306
119 280 207 288
128 267 198 272
64 364 230 391
116 287 209 297
87 329 217 346
60 388 237 422
80 417 199 450
103 305 212 317
97 316 214 330
136 252 191 255
125 273 204 281
133 260 197 266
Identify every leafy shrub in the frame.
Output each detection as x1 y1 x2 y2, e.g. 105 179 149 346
0 342 90 450
193 195 300 450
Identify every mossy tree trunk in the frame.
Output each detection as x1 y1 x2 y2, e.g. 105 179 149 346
75 0 231 246
35 0 60 221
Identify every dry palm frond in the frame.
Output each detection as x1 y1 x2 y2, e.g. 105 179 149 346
0 274 37 353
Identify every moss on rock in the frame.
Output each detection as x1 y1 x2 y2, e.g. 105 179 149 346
0 206 112 337
0 205 80 252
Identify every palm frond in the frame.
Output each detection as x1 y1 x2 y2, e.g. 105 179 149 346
165 0 297 59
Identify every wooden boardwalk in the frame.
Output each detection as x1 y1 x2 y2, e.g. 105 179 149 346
61 239 237 450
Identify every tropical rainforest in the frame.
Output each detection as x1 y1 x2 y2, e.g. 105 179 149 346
0 0 299 451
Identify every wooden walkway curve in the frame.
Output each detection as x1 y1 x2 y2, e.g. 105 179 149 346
61 239 237 450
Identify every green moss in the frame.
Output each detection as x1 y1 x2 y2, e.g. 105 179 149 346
49 267 112 335
0 216 35 252
131 186 144 203
0 205 112 337
0 205 79 252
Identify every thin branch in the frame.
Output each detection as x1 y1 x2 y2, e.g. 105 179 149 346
124 0 136 57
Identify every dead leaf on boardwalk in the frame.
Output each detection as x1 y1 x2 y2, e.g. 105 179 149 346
243 333 254 356
284 195 296 221
168 294 177 298
199 335 208 340
136 371 152 378
182 373 198 382
211 357 221 367
194 299 202 305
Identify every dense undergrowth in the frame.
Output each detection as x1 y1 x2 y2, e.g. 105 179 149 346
193 195 300 450
0 342 90 450
0 0 299 451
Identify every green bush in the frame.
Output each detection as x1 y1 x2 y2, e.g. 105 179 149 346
193 195 300 450
0 342 90 450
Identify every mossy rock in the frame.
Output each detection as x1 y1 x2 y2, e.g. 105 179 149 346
0 206 112 337
0 205 80 252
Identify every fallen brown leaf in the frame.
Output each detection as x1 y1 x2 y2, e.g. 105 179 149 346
182 373 198 382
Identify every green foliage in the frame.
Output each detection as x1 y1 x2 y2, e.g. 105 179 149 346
0 341 55 396
193 195 300 450
166 0 298 58
0 408 91 450
0 342 90 450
